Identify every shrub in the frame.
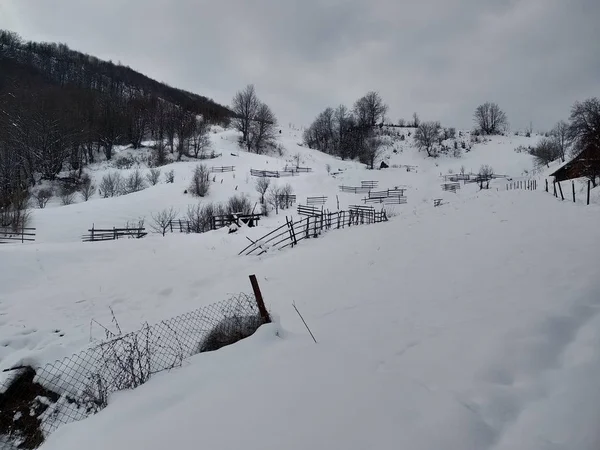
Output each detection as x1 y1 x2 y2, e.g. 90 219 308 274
79 174 96 201
34 188 53 208
280 183 294 209
226 194 253 216
59 184 77 205
255 178 270 204
189 164 210 197
123 169 147 194
99 172 124 198
164 169 175 183
113 154 136 169
146 168 161 186
196 313 264 353
186 202 225 233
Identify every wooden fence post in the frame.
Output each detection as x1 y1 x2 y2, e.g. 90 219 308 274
249 275 271 324
553 181 557 197
587 180 591 205
572 181 576 203
113 227 117 240
546 179 548 192
558 181 564 201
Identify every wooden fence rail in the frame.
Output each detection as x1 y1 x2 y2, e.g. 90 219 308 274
82 226 147 242
239 208 388 256
209 166 235 173
0 227 36 243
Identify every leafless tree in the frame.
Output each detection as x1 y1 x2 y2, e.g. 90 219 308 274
414 121 441 157
266 184 283 215
530 138 561 168
151 207 178 236
189 164 210 197
551 120 569 162
255 178 271 204
397 118 406 127
361 135 383 169
34 188 53 208
353 91 388 127
474 102 508 135
232 84 259 144
79 173 96 201
478 164 494 189
412 112 420 128
146 168 161 186
190 118 211 158
567 98 600 186
186 202 224 233
280 183 294 209
248 102 277 154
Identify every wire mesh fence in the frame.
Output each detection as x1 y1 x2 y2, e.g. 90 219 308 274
0 293 266 449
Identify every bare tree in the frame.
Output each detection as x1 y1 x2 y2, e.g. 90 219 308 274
530 138 561 168
361 135 383 169
255 178 270 204
412 112 420 128
34 188 53 208
353 91 388 127
232 85 259 144
474 102 508 135
280 183 294 209
551 120 569 162
189 164 210 197
248 102 277 154
151 207 178 236
414 121 441 157
79 173 96 201
397 118 406 127
266 184 282 215
478 164 494 189
146 168 161 186
568 98 600 186
190 118 211 158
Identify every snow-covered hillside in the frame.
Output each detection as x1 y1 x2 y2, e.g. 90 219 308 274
2 126 600 450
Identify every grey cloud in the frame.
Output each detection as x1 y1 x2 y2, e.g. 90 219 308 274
1 0 598 131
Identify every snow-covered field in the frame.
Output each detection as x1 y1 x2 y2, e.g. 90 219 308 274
2 127 600 449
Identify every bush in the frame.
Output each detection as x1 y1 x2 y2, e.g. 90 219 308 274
164 169 175 183
99 172 124 198
186 202 225 233
59 184 77 205
189 164 210 197
79 174 96 201
0 190 30 231
124 169 147 194
34 188 53 208
114 154 136 169
280 183 294 209
146 168 161 186
226 194 253 216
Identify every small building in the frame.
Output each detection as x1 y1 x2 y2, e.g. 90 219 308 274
550 146 600 183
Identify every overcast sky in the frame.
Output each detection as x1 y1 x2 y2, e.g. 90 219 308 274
1 0 598 130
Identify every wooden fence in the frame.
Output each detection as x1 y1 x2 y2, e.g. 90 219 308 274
506 180 537 191
307 196 327 205
0 227 36 243
82 226 147 242
283 166 312 173
361 180 379 189
209 166 235 173
239 207 388 256
250 169 297 178
441 182 461 192
298 205 322 216
339 185 372 194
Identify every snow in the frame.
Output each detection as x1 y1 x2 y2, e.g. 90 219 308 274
2 126 600 449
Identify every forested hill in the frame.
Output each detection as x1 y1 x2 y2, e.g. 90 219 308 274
0 30 232 123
